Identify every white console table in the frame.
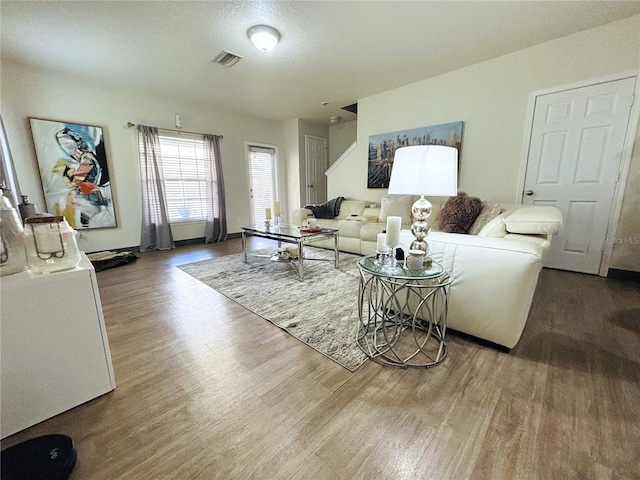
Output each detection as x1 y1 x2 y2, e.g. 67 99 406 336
1 253 116 438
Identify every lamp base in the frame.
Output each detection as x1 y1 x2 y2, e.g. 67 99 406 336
409 196 432 255
409 238 428 253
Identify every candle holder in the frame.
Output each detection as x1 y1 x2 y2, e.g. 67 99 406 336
273 215 281 227
375 249 389 267
383 244 403 274
264 219 271 228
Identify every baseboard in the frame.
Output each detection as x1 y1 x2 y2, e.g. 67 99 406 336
175 237 206 247
607 268 640 282
86 245 141 255
176 233 241 244
447 329 511 353
86 234 242 255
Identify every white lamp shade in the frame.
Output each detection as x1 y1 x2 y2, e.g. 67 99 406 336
387 145 458 196
248 25 280 52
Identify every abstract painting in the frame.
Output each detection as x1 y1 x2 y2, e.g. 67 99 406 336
29 118 117 229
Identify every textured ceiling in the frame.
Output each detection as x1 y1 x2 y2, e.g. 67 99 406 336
2 1 640 125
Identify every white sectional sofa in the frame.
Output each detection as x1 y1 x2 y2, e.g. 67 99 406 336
291 197 563 349
292 200 380 254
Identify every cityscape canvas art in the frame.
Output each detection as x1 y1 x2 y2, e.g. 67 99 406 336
367 121 464 188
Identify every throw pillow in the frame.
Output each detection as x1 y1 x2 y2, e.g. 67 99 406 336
378 195 414 226
435 192 482 234
468 202 502 235
477 211 511 237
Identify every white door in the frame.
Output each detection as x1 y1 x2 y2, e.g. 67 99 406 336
305 135 327 205
247 145 277 225
523 77 636 274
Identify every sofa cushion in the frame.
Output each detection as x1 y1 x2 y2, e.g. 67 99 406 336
477 211 511 237
360 222 387 242
378 196 413 226
468 201 502 235
505 206 563 235
361 207 381 222
504 233 551 249
338 217 366 237
336 200 366 219
315 219 339 230
435 192 482 233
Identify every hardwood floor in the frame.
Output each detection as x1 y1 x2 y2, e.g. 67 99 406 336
2 239 639 479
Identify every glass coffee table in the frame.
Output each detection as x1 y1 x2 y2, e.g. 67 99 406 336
241 224 339 281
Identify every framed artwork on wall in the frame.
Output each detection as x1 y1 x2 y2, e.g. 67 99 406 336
367 121 464 188
29 118 117 229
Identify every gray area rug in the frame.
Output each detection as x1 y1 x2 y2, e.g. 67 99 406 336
177 248 368 371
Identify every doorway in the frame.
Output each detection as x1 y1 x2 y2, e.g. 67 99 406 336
305 135 327 205
247 144 278 225
522 75 637 274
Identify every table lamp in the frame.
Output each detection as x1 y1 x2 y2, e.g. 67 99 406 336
387 145 458 256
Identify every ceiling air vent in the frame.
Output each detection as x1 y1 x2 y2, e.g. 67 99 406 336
213 50 242 68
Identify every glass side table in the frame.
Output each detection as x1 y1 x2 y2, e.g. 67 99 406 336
356 255 453 368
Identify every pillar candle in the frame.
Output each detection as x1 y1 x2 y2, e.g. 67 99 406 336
273 200 281 216
376 233 387 253
265 208 272 219
385 216 401 246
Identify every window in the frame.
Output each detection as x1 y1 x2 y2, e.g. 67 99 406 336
144 130 214 223
248 145 277 224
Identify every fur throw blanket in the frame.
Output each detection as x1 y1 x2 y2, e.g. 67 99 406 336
305 196 345 219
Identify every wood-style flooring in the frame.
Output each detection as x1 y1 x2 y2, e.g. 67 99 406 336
2 238 639 479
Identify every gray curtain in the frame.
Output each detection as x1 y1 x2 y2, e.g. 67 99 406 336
203 134 227 243
137 125 175 251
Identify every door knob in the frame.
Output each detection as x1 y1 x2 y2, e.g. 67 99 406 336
525 190 534 196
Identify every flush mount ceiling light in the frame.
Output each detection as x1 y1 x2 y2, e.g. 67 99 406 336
247 25 280 52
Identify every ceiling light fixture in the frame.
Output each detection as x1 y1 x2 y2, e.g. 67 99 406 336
247 25 280 52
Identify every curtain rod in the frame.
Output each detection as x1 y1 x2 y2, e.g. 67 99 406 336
127 122 223 140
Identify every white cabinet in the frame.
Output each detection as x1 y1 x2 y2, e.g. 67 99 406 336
1 253 116 438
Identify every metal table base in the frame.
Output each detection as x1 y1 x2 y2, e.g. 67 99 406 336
241 224 339 281
357 257 452 368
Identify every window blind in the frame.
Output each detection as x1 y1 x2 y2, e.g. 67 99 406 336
156 130 210 222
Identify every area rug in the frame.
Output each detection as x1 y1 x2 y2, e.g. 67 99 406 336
177 248 368 371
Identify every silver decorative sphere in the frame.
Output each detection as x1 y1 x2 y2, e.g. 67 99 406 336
411 198 433 221
411 221 430 240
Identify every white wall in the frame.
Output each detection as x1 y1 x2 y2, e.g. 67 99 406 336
298 119 329 206
612 128 640 271
329 120 357 165
328 15 640 272
1 61 286 252
282 119 329 212
283 118 300 221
